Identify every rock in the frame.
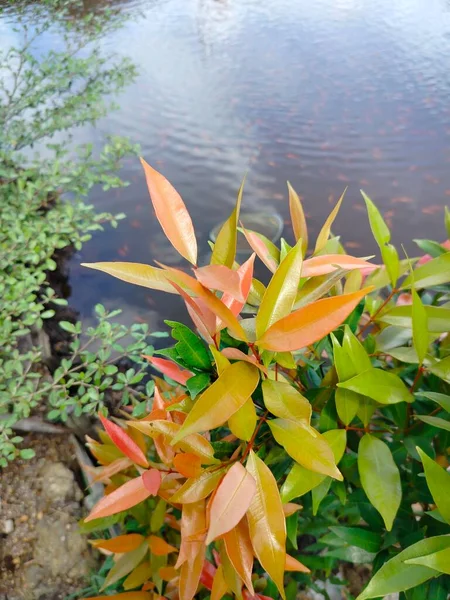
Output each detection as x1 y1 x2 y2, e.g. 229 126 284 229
2 519 14 534
40 462 83 504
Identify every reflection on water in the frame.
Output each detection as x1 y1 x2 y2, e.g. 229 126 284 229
3 0 450 329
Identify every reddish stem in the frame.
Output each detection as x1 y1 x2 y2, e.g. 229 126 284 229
241 411 269 463
358 289 397 338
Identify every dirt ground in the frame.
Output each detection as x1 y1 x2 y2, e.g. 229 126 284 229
0 433 96 600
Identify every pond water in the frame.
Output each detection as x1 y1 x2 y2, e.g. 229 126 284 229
4 0 450 332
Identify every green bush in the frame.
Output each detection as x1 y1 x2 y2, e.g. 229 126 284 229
0 0 155 464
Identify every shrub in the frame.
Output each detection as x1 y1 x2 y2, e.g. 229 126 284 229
0 0 143 463
80 162 450 599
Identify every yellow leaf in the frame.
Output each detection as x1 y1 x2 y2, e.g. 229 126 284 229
179 544 205 600
123 561 152 590
206 462 256 544
128 420 219 464
223 518 255 595
246 451 286 599
314 188 346 253
256 239 304 338
218 540 243 598
287 182 308 256
211 565 229 600
268 419 342 480
228 398 257 441
171 363 260 444
211 177 245 267
81 262 176 294
262 379 311 424
257 287 373 352
177 500 206 568
100 542 148 590
209 346 231 375
141 158 197 265
170 465 229 504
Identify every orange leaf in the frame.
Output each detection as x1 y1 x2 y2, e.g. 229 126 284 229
301 254 376 278
257 287 373 352
85 475 152 521
211 565 228 600
195 265 245 302
142 469 162 494
170 465 229 504
144 356 193 385
177 499 206 568
221 347 267 374
140 158 197 265
179 544 205 600
169 281 216 343
90 457 133 483
288 182 308 256
220 254 256 320
206 463 256 544
246 451 286 599
285 553 310 573
223 518 255 595
148 535 178 556
241 227 279 273
81 593 152 600
90 534 145 554
174 453 203 478
99 414 148 468
159 566 179 581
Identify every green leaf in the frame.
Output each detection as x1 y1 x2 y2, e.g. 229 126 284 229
415 415 450 432
325 546 377 564
378 304 450 333
356 535 450 599
414 239 448 257
186 373 211 400
445 206 450 239
406 547 450 574
329 526 382 553
335 388 359 426
228 397 257 441
165 321 211 370
401 253 450 289
381 243 400 288
428 355 450 383
342 325 372 373
211 176 245 267
412 290 428 365
338 368 413 404
417 448 450 525
358 434 401 530
311 477 331 515
19 449 36 460
418 392 450 412
361 190 390 246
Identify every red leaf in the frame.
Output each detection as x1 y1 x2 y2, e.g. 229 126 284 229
142 469 162 494
144 356 193 385
195 265 245 302
199 559 216 591
220 253 256 320
99 414 148 467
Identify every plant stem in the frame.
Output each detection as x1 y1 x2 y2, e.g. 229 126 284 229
241 411 269 463
358 288 397 338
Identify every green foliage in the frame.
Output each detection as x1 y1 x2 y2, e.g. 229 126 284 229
0 0 147 464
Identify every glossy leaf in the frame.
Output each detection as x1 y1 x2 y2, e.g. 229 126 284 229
210 346 231 375
338 368 413 404
342 325 372 372
211 565 228 600
166 321 211 370
177 499 206 567
223 518 255 595
170 466 229 504
419 391 450 412
81 261 176 294
315 189 346 253
268 418 342 480
171 362 259 444
356 535 450 600
428 355 450 383
174 453 203 478
90 534 145 553
81 594 152 600
262 379 311 423
195 265 245 302
329 527 382 553
301 254 376 278
211 177 245 267
206 462 256 544
417 448 450 525
406 547 450 574
142 469 162 494
416 415 450 432
179 544 205 600
378 304 450 333
257 287 373 352
85 475 152 521
287 181 308 256
101 542 148 590
381 243 400 288
123 562 152 590
141 158 197 265
401 253 450 289
220 253 256 320
99 415 149 468
256 239 303 338
148 535 177 556
228 397 257 441
241 227 279 272
361 190 390 246
285 554 310 573
412 290 428 364
128 420 219 464
246 451 286 600
145 356 193 386
358 434 401 531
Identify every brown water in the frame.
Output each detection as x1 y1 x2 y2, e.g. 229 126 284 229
4 0 450 330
